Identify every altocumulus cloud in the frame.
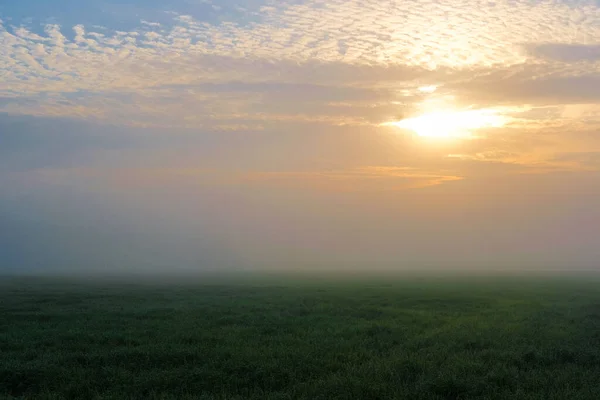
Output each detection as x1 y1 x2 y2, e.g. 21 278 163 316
0 0 599 176
0 0 599 130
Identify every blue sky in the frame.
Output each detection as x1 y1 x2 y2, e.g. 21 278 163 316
1 0 600 274
0 0 266 36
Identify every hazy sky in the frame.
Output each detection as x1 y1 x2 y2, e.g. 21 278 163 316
1 0 599 274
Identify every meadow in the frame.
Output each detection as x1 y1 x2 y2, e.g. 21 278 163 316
1 274 600 399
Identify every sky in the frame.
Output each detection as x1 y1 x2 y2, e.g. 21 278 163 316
1 0 600 275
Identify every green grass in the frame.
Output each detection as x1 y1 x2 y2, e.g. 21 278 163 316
1 275 600 399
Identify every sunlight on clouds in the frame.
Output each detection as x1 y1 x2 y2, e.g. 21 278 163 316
418 85 438 94
0 0 599 177
446 151 599 174
384 109 509 139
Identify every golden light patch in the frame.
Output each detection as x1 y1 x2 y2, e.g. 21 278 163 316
384 109 509 139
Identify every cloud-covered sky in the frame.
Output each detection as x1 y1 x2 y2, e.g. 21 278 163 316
1 0 599 274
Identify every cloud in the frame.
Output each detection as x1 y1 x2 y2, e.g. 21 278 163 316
455 72 600 105
526 43 600 63
551 151 600 169
141 20 162 28
446 151 598 175
1 0 599 123
240 166 463 191
1 0 599 184
12 164 463 194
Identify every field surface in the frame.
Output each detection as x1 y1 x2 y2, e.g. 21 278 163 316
1 275 600 399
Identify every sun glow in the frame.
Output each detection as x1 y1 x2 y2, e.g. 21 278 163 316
385 109 508 139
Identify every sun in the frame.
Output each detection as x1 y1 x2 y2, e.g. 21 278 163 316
384 109 508 139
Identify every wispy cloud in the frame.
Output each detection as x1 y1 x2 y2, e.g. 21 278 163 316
17 164 463 193
240 166 464 191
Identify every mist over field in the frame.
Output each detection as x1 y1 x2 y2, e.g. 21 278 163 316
3 116 600 277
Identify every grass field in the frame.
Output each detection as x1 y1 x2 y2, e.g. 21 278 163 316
1 274 600 399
